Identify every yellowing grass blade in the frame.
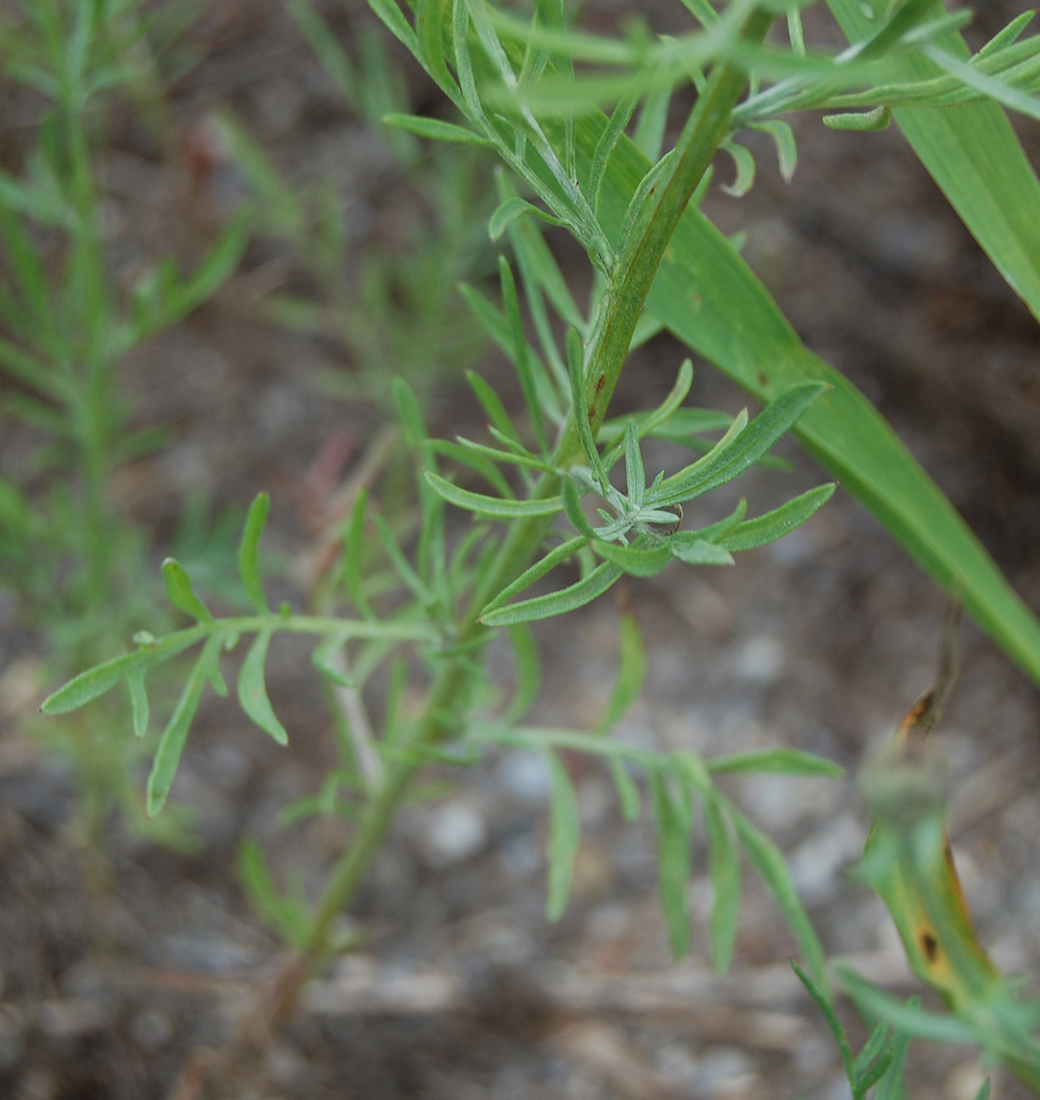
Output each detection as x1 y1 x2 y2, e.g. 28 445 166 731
576 115 1040 687
827 0 1040 325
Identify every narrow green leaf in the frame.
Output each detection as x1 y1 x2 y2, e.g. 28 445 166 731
857 1050 896 1093
595 605 646 733
705 795 742 974
707 748 843 778
589 93 639 215
466 369 521 444
147 637 218 816
43 650 148 714
719 484 835 552
41 631 203 714
425 470 563 517
373 513 430 603
312 633 355 687
667 536 734 566
633 84 671 161
343 490 372 618
875 1001 915 1100
720 141 755 197
162 558 215 625
594 537 674 578
289 0 359 106
610 758 641 821
238 629 288 745
651 384 825 509
127 667 149 738
823 106 892 131
488 196 564 241
499 257 547 451
732 807 828 993
480 535 587 617
837 966 978 1043
623 419 645 508
750 119 797 181
393 376 427 445
481 561 622 627
160 207 252 329
973 1081 991 1100
430 439 516 497
792 962 855 1079
545 749 581 921
238 836 311 948
852 1021 890 1081
383 112 489 144
567 327 605 484
649 771 692 957
500 182 585 332
238 492 271 615
505 623 541 723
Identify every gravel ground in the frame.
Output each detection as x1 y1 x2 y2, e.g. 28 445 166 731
2 1 1040 1098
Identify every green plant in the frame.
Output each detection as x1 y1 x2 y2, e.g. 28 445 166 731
213 2 493 411
0 0 248 846
41 0 1040 1089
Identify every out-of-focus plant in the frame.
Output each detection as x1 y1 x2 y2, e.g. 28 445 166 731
0 0 249 848
213 1 493 410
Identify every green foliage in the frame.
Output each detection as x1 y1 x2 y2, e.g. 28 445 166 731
0 0 249 849
33 0 1040 1088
